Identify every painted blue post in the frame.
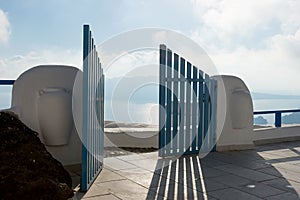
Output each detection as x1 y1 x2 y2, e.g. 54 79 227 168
203 74 210 152
191 66 198 152
81 24 90 191
179 57 185 154
211 79 217 152
275 112 282 127
198 70 204 151
159 44 166 157
172 53 179 154
185 62 192 152
166 48 172 155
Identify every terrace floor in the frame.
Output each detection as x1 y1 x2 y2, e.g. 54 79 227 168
71 141 300 200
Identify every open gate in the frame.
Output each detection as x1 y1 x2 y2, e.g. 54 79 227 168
81 25 105 191
159 44 216 157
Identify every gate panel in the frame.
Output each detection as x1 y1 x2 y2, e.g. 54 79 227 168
82 24 105 191
159 44 216 157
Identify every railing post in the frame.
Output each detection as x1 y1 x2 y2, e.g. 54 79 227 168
275 112 282 128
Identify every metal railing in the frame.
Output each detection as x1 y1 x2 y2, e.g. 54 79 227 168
254 109 300 128
0 80 15 109
0 80 15 85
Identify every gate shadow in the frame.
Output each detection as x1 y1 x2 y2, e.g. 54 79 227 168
146 144 300 199
146 155 212 200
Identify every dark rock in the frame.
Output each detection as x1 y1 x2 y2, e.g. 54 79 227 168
0 112 73 200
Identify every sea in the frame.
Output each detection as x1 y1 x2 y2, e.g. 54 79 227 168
1 85 300 125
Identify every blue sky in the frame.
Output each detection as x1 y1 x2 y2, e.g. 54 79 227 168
0 0 300 95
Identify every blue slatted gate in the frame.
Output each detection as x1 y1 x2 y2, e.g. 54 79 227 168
159 44 216 157
81 25 105 191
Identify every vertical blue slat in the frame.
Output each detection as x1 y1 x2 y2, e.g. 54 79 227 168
82 24 90 191
172 53 179 154
82 24 104 191
166 49 172 155
101 72 105 162
179 58 185 154
211 79 217 152
91 38 95 182
275 112 282 127
198 70 204 151
191 66 198 152
185 62 192 152
203 74 210 151
88 31 92 183
159 45 166 157
98 59 102 167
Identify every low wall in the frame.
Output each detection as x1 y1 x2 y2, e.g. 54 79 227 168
254 125 300 145
104 128 158 148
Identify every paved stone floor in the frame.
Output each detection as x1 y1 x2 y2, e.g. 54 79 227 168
72 141 300 199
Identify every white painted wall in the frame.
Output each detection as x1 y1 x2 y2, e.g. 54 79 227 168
213 75 255 151
9 65 82 165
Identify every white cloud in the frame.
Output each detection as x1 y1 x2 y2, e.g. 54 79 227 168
191 0 300 49
0 49 81 79
189 0 300 95
210 29 300 95
0 9 10 43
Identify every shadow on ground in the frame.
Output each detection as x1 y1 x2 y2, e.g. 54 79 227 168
147 141 300 199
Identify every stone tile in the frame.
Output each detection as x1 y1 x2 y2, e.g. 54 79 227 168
130 158 160 172
104 157 137 171
215 164 277 182
237 150 268 161
258 149 299 160
95 179 150 198
289 180 300 194
237 169 277 182
94 168 126 183
210 174 253 187
83 184 111 198
230 159 272 170
200 167 228 178
273 167 300 183
257 167 284 177
116 153 149 162
208 188 261 200
204 152 237 164
233 182 285 198
149 182 212 200
265 149 299 157
265 192 300 200
257 152 287 160
114 170 163 188
262 178 300 194
115 190 166 200
192 178 229 192
200 157 229 167
273 162 300 174
114 167 151 174
82 193 120 200
214 163 245 172
140 152 159 160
